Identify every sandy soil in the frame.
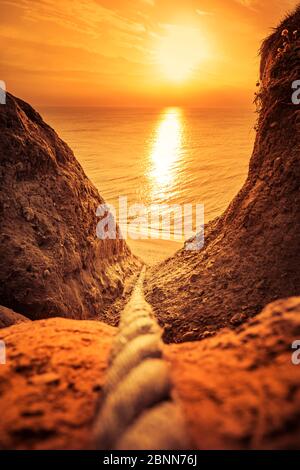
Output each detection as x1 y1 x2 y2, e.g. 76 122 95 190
164 297 300 449
0 318 116 449
1 297 300 450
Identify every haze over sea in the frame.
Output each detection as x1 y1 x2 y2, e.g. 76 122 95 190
40 106 255 259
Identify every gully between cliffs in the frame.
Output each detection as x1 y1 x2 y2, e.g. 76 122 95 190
93 267 190 450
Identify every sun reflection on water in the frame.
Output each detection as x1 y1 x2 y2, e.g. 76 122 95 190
148 107 183 201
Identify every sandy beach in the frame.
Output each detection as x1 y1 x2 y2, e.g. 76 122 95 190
127 238 181 266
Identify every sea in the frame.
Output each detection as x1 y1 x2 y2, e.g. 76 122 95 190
39 106 255 242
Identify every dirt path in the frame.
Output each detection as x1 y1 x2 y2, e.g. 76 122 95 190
97 268 141 327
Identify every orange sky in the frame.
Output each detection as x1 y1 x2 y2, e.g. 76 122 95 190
1 0 299 107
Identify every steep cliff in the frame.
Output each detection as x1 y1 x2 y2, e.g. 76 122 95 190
0 93 140 321
146 7 300 343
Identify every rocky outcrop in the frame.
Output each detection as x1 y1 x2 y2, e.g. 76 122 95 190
164 297 300 449
0 305 30 329
0 93 140 322
146 6 300 343
0 317 116 449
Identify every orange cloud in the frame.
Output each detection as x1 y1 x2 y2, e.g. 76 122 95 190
1 0 299 106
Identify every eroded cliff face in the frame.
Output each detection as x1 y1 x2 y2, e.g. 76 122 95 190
0 93 140 322
146 8 300 343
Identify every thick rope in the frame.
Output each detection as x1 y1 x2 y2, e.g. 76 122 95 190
93 266 190 450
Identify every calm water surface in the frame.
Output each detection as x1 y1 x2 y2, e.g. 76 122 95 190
40 107 255 240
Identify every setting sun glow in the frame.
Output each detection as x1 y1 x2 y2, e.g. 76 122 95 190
149 107 183 199
156 26 205 83
3 0 296 107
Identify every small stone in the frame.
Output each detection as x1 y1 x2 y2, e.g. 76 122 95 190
181 331 198 342
201 330 214 339
230 313 247 326
256 280 265 290
43 269 51 278
117 279 124 293
30 373 60 386
274 157 281 170
22 207 34 222
152 286 165 299
190 274 198 283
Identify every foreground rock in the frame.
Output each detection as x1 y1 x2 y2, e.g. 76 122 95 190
0 298 299 449
146 7 300 342
0 305 30 329
164 297 300 449
0 318 116 449
0 93 140 322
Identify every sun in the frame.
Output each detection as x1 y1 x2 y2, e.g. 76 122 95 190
156 26 205 83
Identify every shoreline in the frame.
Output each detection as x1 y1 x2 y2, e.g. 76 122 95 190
127 238 182 266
